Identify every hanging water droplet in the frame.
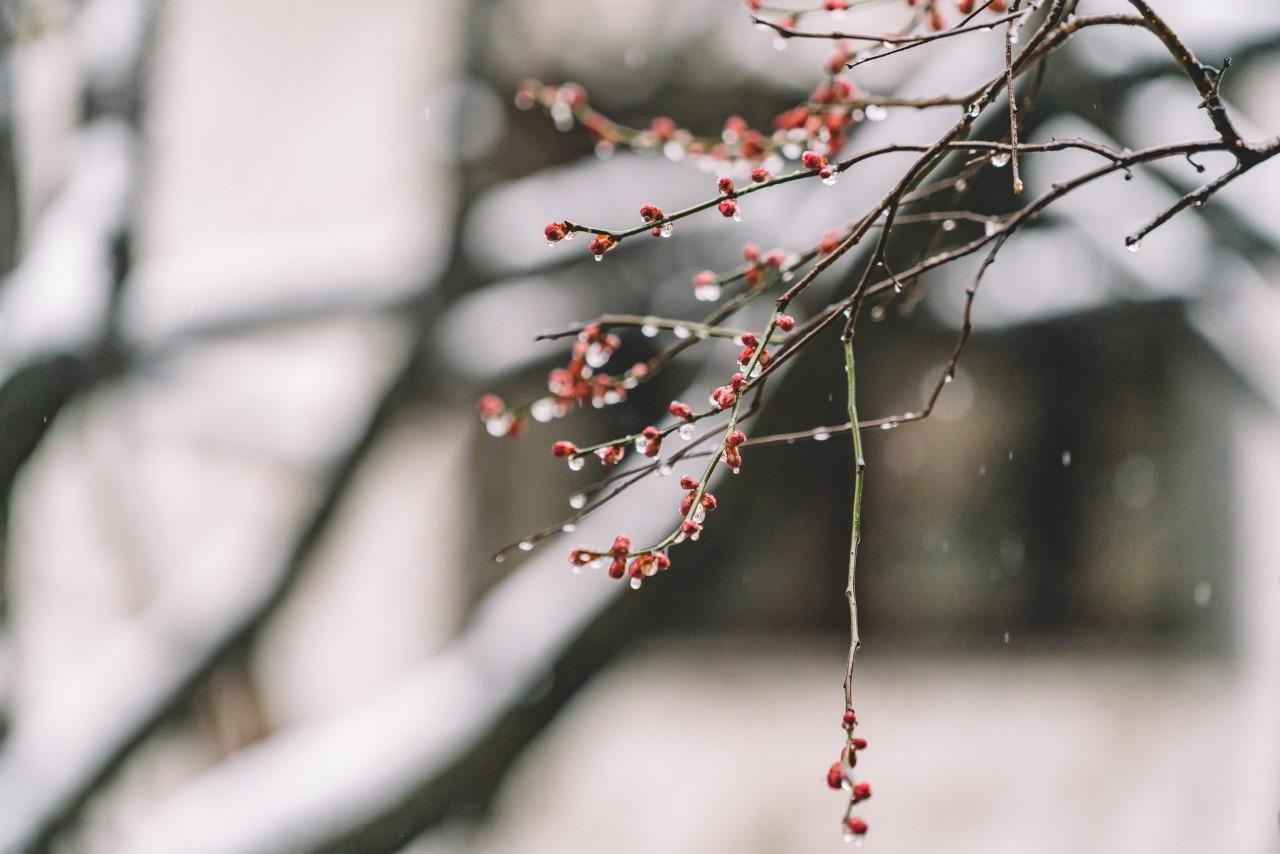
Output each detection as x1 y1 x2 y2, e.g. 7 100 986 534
673 325 692 339
634 436 648 453
967 101 982 118
694 282 722 302
941 218 957 232
593 254 604 262
864 104 888 122
1007 30 1020 45
1126 238 1142 253
571 563 583 575
659 463 673 476
586 344 610 368
893 281 903 294
659 221 675 238
1061 450 1072 466
731 207 743 222
814 430 831 442
944 372 954 384
494 553 505 563
531 397 556 423
990 151 1011 168
518 540 534 552
484 417 510 437
641 323 659 337
678 423 696 440
772 36 789 51
880 422 897 430
985 220 999 237
629 576 643 590
589 557 604 570
569 492 587 509
822 170 841 186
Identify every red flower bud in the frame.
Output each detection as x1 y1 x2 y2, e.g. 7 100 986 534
730 373 748 391
569 547 593 566
669 401 693 420
750 166 771 183
611 535 631 556
679 475 699 490
476 394 505 420
742 243 761 263
700 492 717 510
852 782 872 802
544 222 568 243
776 314 796 332
588 234 617 257
639 204 662 222
842 709 857 729
851 737 867 750
680 519 702 536
552 440 578 458
802 150 828 170
845 817 868 837
825 0 848 9
718 177 736 196
826 762 844 790
608 557 626 579
725 430 746 447
655 553 672 571
718 199 738 219
597 445 625 466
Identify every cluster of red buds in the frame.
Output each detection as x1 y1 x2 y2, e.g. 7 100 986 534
709 373 748 413
741 242 791 289
568 535 671 590
734 333 773 373
678 474 717 519
717 177 741 221
539 324 635 425
640 203 673 238
723 429 745 473
826 707 871 843
476 393 523 438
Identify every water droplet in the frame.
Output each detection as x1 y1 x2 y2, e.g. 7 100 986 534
990 151 1011 168
879 422 896 430
586 344 610 369
814 430 831 442
694 283 722 302
1061 450 1072 467
569 492 587 509
985 220 999 237
562 523 577 533
641 323 659 337
659 464 673 476
594 140 615 159
955 178 969 193
659 222 675 238
678 424 696 440
495 553 506 563
941 218 957 232
673 325 692 339
634 436 648 453
551 102 574 131
568 455 586 472
531 397 556 423
1193 580 1212 607
772 36 789 51
571 563 583 574
485 417 510 437
967 102 982 118
864 104 888 122
593 254 604 262
944 372 954 384
663 141 685 162
1126 238 1142 253
731 207 743 222
1007 30 1020 45
822 170 841 186
518 540 534 552
629 576 643 590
